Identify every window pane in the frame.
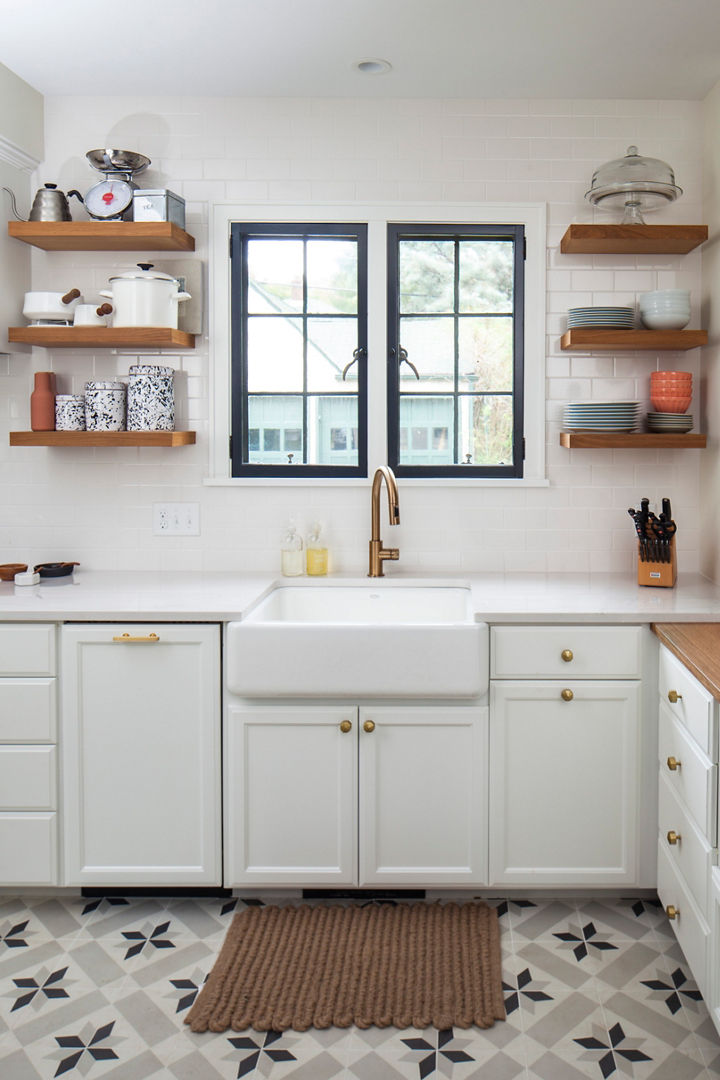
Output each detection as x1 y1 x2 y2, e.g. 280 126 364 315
458 316 513 392
247 238 304 314
399 317 454 389
399 240 454 313
398 396 454 465
307 317 359 392
247 395 303 464
307 240 358 314
458 240 514 313
458 395 514 466
247 315 303 392
308 395 359 466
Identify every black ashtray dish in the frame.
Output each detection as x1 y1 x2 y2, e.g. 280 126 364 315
34 562 79 578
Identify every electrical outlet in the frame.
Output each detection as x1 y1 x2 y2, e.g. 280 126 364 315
153 503 200 536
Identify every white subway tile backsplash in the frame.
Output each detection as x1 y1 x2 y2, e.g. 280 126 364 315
0 92 703 574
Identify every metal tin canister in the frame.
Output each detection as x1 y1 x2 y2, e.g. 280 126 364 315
84 381 126 431
131 190 186 228
55 394 86 430
127 364 175 431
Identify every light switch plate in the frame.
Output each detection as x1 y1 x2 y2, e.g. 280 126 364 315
153 503 200 536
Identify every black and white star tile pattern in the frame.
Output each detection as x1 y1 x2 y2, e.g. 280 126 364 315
0 895 718 1078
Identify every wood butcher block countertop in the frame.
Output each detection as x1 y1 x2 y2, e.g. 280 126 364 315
651 623 720 701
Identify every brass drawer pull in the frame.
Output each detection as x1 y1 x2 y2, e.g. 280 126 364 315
665 904 679 920
339 720 352 734
363 719 376 733
666 756 682 771
561 649 573 662
666 830 681 845
668 690 682 704
561 688 574 702
112 632 160 643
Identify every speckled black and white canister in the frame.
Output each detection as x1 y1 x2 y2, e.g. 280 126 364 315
127 364 175 431
84 381 126 431
55 394 86 430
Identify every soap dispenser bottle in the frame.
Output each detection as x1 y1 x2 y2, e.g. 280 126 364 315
306 521 328 576
281 520 304 577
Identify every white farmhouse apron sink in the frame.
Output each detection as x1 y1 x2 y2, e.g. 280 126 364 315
226 581 488 698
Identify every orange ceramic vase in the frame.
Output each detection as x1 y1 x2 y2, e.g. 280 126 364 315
30 371 56 431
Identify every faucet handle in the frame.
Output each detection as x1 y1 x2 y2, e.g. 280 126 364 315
381 548 400 561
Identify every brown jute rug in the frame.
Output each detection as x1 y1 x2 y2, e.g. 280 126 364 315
185 901 505 1033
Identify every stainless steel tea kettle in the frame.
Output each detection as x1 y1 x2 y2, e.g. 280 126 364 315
3 183 83 222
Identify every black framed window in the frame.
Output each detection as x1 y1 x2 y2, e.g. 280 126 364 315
230 222 368 477
387 223 525 478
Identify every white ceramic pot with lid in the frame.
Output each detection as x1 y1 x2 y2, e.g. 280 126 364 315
99 263 191 328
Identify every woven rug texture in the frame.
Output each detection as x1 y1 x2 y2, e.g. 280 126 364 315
185 901 505 1033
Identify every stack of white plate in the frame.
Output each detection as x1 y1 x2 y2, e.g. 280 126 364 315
563 401 641 431
647 411 694 433
567 306 635 329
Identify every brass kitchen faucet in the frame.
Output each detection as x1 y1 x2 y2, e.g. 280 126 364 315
368 466 400 577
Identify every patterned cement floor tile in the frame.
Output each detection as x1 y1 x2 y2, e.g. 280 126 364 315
504 901 580 941
1 894 719 1080
522 994 609 1063
590 939 677 993
575 899 663 941
513 940 601 992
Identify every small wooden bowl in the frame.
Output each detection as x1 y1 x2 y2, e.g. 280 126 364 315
0 563 28 581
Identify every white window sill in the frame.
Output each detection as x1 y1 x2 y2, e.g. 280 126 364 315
203 476 550 488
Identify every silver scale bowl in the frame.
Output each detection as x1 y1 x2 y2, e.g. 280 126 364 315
585 145 682 224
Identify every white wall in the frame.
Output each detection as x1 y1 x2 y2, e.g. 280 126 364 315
0 61 44 352
0 94 705 575
701 81 720 583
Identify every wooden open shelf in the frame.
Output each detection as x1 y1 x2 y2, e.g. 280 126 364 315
560 224 708 255
8 220 195 252
8 326 195 349
560 432 706 450
561 329 707 352
10 431 196 447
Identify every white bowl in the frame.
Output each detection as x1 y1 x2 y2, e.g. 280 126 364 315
641 290 690 301
641 312 690 330
640 299 690 308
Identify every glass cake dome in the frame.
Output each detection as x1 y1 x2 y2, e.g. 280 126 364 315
585 145 682 224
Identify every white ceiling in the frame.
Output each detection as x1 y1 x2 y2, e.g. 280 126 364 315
1 0 719 100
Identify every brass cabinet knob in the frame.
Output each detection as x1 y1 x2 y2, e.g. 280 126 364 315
666 756 682 771
666 904 679 920
561 688 574 702
667 830 681 845
668 690 682 704
561 649 574 662
339 720 352 734
363 719 376 733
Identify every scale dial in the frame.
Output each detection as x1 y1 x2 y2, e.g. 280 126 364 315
84 178 134 220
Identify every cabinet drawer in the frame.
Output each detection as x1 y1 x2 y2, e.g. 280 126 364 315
659 705 716 843
657 841 710 1000
658 772 713 917
0 624 56 676
0 812 57 885
0 679 56 742
659 646 717 760
491 625 642 678
0 746 56 809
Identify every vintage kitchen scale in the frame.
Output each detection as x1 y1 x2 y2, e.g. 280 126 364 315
82 148 151 220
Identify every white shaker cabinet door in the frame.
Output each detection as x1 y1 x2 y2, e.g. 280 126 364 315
61 624 221 886
359 705 488 887
489 681 640 885
224 705 357 886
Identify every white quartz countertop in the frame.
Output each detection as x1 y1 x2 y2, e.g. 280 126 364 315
2 569 720 623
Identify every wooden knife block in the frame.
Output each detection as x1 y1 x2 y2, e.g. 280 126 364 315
637 538 677 588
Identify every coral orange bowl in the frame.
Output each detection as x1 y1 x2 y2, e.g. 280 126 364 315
650 395 692 413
